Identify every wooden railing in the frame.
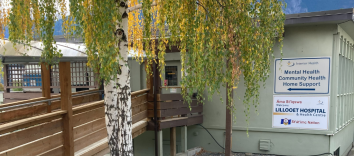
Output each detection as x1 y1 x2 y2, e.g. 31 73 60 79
131 89 149 138
147 93 203 130
0 88 150 156
0 110 67 155
0 89 101 123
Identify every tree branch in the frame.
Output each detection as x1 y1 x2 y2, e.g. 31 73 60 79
196 1 215 23
215 0 225 8
127 2 157 13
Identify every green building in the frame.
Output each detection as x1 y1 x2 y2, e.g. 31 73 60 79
129 8 354 156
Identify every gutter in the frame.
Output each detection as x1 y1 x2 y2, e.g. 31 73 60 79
285 8 354 26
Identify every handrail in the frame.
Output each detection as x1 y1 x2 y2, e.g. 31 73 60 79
160 86 181 88
0 89 100 109
0 90 104 111
72 100 104 114
0 97 48 109
0 110 67 132
131 88 150 97
0 88 150 111
51 89 99 98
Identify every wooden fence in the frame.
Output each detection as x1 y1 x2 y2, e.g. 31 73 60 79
0 89 101 123
0 88 149 156
3 62 97 89
3 61 98 104
147 93 203 130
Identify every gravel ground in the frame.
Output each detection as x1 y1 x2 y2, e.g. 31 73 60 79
195 153 275 156
195 149 275 156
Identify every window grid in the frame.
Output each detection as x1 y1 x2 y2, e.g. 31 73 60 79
165 66 178 86
337 37 343 129
344 39 347 125
336 36 354 131
350 43 354 123
4 62 98 89
351 43 354 122
6 64 41 88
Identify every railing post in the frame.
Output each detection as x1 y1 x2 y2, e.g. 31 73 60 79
147 58 162 156
181 126 187 152
3 64 9 103
59 62 74 156
170 127 176 156
41 63 51 113
158 130 163 156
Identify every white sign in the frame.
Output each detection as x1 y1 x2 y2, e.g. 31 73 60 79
272 96 329 130
274 57 330 94
170 88 177 93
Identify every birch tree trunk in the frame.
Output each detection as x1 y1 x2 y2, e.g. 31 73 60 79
104 1 133 155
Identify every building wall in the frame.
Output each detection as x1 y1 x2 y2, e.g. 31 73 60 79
330 123 354 156
128 52 182 93
328 24 354 156
133 128 184 156
189 24 338 155
187 125 329 155
0 92 3 104
128 59 142 92
131 24 354 156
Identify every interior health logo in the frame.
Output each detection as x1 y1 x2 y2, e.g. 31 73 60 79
287 61 295 67
317 100 324 105
281 118 291 125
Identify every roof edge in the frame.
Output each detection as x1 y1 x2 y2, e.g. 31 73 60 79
286 8 354 19
285 8 354 26
0 55 88 64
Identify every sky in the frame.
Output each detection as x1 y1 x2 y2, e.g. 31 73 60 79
284 0 354 14
3 0 354 38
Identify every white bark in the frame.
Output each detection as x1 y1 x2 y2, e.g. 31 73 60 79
104 1 133 155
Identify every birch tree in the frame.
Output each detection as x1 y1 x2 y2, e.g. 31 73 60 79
0 0 285 155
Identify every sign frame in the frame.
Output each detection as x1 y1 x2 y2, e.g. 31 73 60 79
273 57 331 94
271 95 330 130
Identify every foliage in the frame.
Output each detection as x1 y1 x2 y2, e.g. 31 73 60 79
0 83 4 91
11 80 23 91
13 87 23 91
130 0 286 124
65 0 122 83
4 0 62 65
1 0 285 125
38 0 63 64
0 0 9 45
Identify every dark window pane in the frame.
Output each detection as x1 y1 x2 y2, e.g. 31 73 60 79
165 66 177 86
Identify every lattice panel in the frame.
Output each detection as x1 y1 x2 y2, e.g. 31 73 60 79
70 61 97 88
4 62 98 89
51 64 60 87
6 64 42 88
50 61 98 88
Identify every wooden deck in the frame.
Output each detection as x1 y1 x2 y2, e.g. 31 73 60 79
0 59 204 156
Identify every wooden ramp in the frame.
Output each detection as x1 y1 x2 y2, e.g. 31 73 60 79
0 88 150 156
74 119 149 156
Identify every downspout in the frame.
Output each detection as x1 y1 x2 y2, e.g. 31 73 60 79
328 135 331 155
153 60 158 156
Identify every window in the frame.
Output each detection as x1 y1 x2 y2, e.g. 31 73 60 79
165 66 177 86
